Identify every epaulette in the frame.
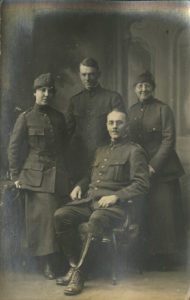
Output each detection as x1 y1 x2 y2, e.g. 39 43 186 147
22 106 33 115
71 90 85 98
129 102 139 109
130 141 140 147
154 98 166 106
127 141 142 149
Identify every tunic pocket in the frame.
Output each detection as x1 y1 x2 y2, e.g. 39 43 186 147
146 126 161 133
19 163 44 187
108 158 128 182
145 125 162 145
28 128 45 135
28 128 46 148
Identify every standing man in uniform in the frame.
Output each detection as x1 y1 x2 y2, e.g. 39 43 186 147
8 73 70 279
54 109 149 295
66 57 125 182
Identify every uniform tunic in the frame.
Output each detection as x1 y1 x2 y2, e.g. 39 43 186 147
66 85 125 181
83 139 149 203
8 104 70 256
54 139 149 258
128 97 185 254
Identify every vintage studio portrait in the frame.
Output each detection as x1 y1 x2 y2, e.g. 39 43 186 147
0 1 190 300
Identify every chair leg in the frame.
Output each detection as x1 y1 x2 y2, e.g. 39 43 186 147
111 232 118 285
101 235 117 285
135 234 145 274
106 240 117 285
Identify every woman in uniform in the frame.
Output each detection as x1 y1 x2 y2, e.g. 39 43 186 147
128 71 185 269
8 73 70 278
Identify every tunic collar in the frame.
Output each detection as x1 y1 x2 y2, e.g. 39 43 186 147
110 136 128 148
138 96 155 106
33 103 51 113
83 84 102 96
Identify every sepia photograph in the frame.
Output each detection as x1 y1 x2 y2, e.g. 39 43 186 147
0 1 190 299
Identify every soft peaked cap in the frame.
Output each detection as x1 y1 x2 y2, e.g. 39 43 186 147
33 73 55 90
134 71 156 89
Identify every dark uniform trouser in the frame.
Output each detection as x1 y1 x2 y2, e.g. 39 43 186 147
54 203 126 262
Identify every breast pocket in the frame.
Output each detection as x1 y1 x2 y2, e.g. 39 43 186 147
28 128 45 135
146 126 162 146
146 125 161 133
108 158 129 182
28 127 45 148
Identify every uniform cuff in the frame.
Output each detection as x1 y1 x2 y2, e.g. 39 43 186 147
10 172 19 182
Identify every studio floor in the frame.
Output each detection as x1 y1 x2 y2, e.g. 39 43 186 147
0 268 190 300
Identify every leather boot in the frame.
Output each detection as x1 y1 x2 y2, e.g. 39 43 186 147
64 233 93 295
64 269 84 295
56 267 75 286
56 232 80 280
43 262 56 280
43 255 56 280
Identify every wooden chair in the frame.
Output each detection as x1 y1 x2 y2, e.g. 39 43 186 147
79 198 145 285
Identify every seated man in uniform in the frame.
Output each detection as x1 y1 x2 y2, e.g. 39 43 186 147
54 109 149 295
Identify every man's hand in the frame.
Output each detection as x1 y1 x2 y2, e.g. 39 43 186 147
70 185 82 201
14 180 22 189
148 164 155 177
98 195 119 208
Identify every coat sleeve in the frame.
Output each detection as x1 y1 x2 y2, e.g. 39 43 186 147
65 98 76 138
60 112 69 149
114 147 150 201
149 105 175 172
8 113 28 181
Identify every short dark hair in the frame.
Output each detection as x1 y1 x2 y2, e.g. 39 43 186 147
107 109 128 120
80 57 99 71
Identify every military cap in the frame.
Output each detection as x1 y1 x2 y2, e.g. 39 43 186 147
134 71 156 89
80 57 99 71
33 73 55 90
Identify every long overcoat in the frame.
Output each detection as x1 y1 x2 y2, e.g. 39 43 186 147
128 97 185 254
8 104 70 256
